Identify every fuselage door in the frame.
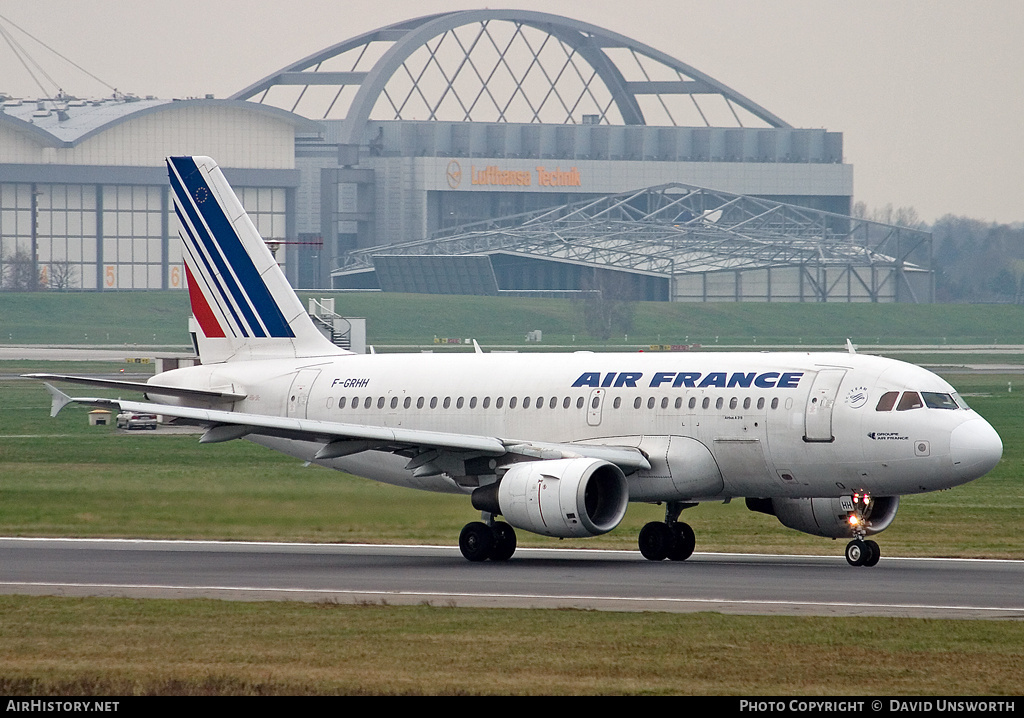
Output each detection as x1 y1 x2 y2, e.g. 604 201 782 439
287 368 322 419
587 389 605 427
804 369 846 442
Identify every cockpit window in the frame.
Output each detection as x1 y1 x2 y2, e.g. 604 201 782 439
875 391 899 411
922 392 959 410
952 392 971 410
896 392 924 411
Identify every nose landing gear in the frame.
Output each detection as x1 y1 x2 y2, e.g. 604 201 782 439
844 493 880 566
845 538 880 566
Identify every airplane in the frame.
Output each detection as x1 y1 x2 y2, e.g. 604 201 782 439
29 156 1003 567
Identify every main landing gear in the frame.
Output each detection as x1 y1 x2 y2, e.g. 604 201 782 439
638 502 696 561
845 493 880 567
459 517 517 562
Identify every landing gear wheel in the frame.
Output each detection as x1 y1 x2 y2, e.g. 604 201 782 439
668 522 696 561
490 522 517 562
863 539 880 567
845 538 881 567
459 521 495 562
639 522 676 561
845 539 868 566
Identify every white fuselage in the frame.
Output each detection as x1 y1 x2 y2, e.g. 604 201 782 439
152 350 1001 502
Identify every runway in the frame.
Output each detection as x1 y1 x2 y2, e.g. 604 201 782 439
1 538 1022 619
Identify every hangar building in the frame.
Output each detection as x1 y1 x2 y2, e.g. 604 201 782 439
0 9 931 301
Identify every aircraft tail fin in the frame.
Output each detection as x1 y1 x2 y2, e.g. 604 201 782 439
167 156 350 363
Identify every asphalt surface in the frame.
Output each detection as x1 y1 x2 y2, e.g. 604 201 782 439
1 538 1022 619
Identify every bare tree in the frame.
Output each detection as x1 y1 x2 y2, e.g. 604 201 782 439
1 250 41 291
47 258 77 290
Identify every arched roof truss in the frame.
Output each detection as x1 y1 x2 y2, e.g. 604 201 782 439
337 185 931 283
232 10 790 140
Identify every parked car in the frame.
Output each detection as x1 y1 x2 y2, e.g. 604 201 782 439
116 412 158 430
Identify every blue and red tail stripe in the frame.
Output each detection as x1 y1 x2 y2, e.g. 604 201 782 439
167 156 294 339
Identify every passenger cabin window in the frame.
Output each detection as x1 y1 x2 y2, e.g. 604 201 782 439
875 392 899 412
896 392 924 411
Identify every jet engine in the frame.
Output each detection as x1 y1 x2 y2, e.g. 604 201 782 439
746 496 900 539
472 458 629 538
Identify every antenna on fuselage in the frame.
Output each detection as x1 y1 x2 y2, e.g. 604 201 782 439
846 338 857 354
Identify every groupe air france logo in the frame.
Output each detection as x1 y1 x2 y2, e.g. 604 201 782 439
446 160 462 189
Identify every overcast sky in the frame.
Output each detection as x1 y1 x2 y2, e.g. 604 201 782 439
2 0 1022 224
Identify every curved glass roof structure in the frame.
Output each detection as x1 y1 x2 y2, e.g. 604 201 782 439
232 9 791 138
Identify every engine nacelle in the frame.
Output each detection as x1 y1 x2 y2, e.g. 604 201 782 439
473 458 629 538
747 496 900 539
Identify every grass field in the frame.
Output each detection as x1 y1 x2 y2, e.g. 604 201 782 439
2 296 1024 694
5 290 1024 348
1 599 1022 696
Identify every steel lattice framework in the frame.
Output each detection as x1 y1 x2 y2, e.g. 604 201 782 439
231 9 790 138
336 184 932 302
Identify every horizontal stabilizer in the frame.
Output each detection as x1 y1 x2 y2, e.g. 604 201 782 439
42 383 73 418
23 374 247 403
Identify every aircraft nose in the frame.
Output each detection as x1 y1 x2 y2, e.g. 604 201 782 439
950 418 1002 481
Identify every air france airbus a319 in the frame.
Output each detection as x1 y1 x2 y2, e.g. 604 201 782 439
30 156 1003 566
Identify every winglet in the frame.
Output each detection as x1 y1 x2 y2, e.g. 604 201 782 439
43 382 73 418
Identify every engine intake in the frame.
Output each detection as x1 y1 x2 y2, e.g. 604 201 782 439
472 458 629 538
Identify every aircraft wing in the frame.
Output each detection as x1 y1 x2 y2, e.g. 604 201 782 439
42 384 651 472
24 373 247 403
